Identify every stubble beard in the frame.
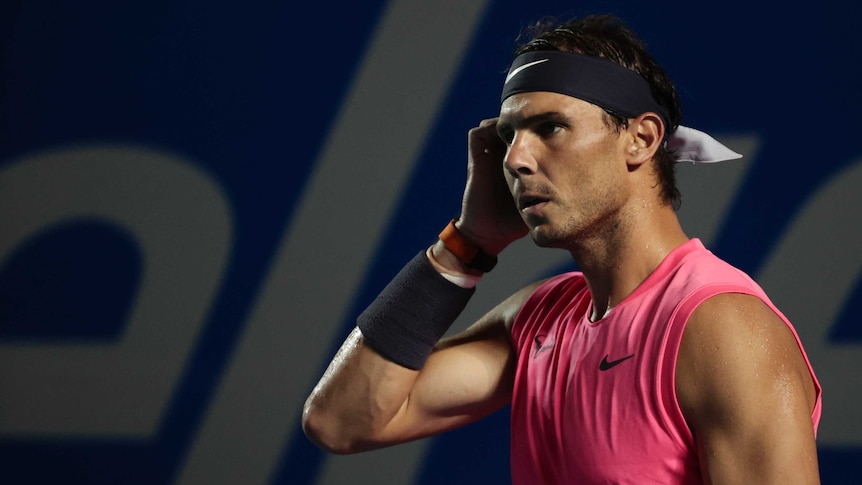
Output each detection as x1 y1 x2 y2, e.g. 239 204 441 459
528 196 627 254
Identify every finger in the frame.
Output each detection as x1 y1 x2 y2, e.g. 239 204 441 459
478 117 498 128
470 123 503 148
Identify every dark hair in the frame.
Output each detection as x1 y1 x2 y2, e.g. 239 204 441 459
514 14 682 208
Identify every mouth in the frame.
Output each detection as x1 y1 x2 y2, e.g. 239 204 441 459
517 194 550 212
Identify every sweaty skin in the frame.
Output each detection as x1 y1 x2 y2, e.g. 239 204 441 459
303 91 820 483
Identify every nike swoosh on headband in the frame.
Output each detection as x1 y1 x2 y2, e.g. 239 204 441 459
501 51 743 164
505 58 549 84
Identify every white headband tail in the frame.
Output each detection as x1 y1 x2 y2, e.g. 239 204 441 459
668 126 742 164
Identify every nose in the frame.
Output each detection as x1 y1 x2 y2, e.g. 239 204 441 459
504 133 537 178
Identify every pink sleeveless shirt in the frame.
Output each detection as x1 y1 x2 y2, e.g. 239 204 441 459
509 239 821 484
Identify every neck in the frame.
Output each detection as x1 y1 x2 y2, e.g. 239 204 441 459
570 200 688 322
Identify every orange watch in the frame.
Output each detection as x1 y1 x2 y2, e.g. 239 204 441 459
438 218 498 272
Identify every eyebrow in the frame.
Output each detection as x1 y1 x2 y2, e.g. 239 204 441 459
496 111 569 138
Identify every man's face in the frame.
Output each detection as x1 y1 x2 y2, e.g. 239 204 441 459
496 91 632 248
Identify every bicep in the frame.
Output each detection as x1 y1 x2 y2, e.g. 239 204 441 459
675 293 820 484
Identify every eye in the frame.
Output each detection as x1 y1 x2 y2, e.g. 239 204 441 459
535 122 563 138
497 126 514 145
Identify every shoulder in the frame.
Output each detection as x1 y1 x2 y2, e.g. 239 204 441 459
500 276 569 328
675 292 818 431
673 293 821 482
440 273 583 348
511 272 587 321
679 293 803 367
522 271 587 305
677 293 812 391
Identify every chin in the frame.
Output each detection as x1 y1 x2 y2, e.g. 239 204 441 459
529 226 565 249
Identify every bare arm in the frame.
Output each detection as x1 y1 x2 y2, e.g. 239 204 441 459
303 118 531 454
676 293 820 484
302 276 539 454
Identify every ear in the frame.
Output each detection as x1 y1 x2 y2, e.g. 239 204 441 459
625 112 665 167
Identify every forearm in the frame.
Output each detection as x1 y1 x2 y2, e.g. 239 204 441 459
302 327 420 454
303 249 477 453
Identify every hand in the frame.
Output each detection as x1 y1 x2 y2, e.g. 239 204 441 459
457 118 528 255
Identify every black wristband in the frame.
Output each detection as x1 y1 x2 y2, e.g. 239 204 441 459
356 250 475 370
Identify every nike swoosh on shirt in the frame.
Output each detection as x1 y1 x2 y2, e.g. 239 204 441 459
505 58 549 84
599 354 635 371
533 334 555 358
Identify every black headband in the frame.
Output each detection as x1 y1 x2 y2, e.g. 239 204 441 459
500 50 672 133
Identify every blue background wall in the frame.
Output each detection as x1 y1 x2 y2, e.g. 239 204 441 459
1 1 860 483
